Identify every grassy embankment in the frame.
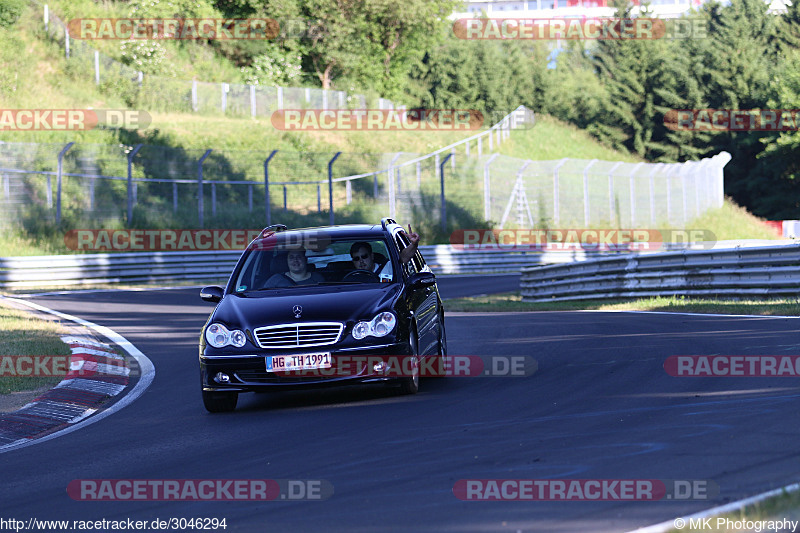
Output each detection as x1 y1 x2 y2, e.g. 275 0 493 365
0 302 71 394
1 0 648 256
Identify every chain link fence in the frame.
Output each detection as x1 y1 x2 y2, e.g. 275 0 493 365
0 133 728 241
40 4 395 117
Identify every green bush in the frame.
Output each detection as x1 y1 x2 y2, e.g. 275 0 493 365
0 0 24 28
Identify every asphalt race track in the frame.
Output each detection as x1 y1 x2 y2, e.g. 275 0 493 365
4 274 800 532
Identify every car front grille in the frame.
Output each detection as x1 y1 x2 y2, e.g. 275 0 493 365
253 322 343 349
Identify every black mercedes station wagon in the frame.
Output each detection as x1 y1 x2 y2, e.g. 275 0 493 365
198 219 447 412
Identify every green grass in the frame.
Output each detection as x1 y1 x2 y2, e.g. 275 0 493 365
0 302 71 394
444 293 800 315
687 199 782 241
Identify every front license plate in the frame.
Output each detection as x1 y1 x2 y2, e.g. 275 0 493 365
266 353 332 372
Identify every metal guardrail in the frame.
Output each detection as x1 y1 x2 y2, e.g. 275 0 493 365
521 243 800 302
0 245 622 288
2 241 792 288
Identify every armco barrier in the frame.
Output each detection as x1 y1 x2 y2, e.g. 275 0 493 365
0 245 621 288
521 243 800 302
1 241 789 288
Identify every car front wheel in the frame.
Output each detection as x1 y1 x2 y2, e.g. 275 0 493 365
202 390 238 413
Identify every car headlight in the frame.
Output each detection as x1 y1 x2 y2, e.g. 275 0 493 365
352 312 397 340
206 323 247 348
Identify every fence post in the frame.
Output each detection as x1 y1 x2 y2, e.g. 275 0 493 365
607 162 623 226
173 182 178 212
264 149 278 225
191 81 198 112
478 136 483 157
628 162 644 227
692 160 706 218
387 153 401 218
56 142 74 225
277 87 283 109
552 158 568 226
416 161 421 187
221 83 228 113
328 152 341 225
65 26 69 59
249 184 253 212
250 85 256 118
679 161 690 226
346 180 351 204
582 159 598 227
44 4 48 32
648 163 661 226
484 153 500 222
197 149 212 227
435 153 440 181
94 51 100 85
439 154 453 232
283 186 287 210
317 185 321 212
126 143 142 226
211 183 217 218
451 148 456 170
666 164 680 226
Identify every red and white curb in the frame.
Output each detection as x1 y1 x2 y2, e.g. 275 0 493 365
0 298 154 454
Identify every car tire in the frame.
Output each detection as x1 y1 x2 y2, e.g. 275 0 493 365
433 313 448 378
202 390 238 413
399 330 420 395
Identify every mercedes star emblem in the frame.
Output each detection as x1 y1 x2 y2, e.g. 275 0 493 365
292 305 302 318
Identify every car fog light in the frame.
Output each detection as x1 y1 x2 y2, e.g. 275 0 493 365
373 362 389 373
214 372 230 384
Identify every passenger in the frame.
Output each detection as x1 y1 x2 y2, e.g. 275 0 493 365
265 248 325 287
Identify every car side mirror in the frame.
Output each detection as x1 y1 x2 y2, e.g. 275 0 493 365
407 272 435 289
200 286 224 303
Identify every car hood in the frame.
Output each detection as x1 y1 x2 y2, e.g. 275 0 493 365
212 284 402 330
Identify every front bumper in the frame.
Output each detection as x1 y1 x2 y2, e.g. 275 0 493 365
200 342 416 392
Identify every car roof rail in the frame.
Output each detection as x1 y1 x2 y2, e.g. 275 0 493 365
381 218 397 230
260 224 288 238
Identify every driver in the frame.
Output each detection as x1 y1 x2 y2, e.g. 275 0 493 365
350 242 383 273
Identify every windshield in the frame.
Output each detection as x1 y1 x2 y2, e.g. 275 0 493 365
232 236 395 291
